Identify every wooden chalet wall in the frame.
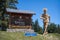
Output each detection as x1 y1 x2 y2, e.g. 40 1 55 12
7 12 33 29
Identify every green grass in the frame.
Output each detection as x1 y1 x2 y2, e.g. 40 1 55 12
0 31 60 40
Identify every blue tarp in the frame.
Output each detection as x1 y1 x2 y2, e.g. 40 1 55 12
25 32 37 36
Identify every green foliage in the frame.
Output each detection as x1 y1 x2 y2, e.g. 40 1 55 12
0 0 18 31
47 23 60 33
56 24 60 33
47 23 57 33
0 0 8 31
6 0 18 9
32 20 43 34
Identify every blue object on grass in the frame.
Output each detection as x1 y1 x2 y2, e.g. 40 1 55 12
25 32 37 36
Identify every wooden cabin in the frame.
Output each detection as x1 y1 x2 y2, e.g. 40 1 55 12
6 8 35 29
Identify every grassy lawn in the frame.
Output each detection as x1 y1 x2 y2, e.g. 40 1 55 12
0 31 60 40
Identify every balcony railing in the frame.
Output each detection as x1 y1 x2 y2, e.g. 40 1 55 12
9 25 32 29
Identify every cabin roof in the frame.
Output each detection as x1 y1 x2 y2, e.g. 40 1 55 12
6 8 35 15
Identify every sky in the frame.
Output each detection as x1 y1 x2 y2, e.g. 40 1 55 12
16 0 60 27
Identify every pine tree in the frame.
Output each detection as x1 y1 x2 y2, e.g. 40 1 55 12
47 23 57 33
57 24 60 33
32 20 43 34
0 0 18 31
6 0 18 9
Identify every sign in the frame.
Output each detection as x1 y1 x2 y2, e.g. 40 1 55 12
25 32 37 36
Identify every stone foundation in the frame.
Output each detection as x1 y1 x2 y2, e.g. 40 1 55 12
7 29 34 32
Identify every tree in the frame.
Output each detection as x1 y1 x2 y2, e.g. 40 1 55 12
0 0 18 31
6 0 18 9
47 23 57 33
56 24 60 34
32 20 43 34
0 0 18 20
0 0 6 31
